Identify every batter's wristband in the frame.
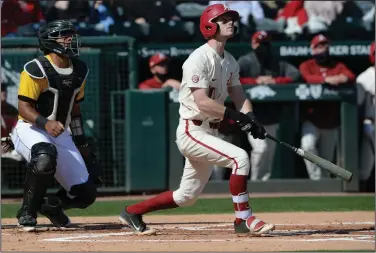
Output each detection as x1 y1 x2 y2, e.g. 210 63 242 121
224 108 242 121
246 112 255 120
35 115 48 130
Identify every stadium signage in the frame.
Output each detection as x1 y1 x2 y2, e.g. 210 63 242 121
139 42 371 58
280 44 371 57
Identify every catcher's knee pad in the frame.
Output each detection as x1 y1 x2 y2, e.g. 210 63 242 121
67 180 97 209
21 142 57 215
29 142 58 175
232 149 250 176
172 187 200 207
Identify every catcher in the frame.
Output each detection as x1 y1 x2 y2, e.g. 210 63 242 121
5 20 102 231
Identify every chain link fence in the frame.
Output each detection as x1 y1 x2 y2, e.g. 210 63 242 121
1 36 137 195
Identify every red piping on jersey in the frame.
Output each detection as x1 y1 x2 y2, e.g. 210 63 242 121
184 120 239 174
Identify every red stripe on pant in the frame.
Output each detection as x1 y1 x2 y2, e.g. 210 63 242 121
184 120 239 174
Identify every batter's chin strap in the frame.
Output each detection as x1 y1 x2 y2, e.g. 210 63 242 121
70 114 88 148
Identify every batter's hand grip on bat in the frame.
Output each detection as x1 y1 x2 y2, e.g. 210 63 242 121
298 149 353 182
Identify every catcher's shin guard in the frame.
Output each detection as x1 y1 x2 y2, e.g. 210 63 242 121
39 196 71 227
18 143 57 228
56 179 97 210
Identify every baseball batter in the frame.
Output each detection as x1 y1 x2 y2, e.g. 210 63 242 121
119 4 275 236
10 20 98 231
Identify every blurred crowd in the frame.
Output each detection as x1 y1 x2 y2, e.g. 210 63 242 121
2 0 375 42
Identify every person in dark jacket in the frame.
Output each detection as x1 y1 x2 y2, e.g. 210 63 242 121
299 34 355 180
237 31 300 181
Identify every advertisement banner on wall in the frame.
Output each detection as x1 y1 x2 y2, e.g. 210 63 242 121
138 41 372 59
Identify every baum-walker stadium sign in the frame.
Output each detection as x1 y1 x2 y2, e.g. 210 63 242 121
138 41 372 59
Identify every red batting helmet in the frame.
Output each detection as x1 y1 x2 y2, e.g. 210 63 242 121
310 34 329 49
200 4 239 39
251 31 271 44
369 42 375 65
149 53 169 68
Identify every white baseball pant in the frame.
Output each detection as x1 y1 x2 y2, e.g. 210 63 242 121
11 120 89 191
173 119 250 206
359 129 375 181
300 121 339 180
247 124 279 181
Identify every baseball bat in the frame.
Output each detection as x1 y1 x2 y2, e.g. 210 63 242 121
265 133 353 182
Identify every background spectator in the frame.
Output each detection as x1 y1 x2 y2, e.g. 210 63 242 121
108 0 180 25
208 1 264 26
1 82 22 161
208 1 285 34
2 0 44 37
279 1 347 37
238 31 300 181
139 53 181 90
42 0 90 23
1 82 18 120
89 0 115 33
299 34 355 180
356 42 375 192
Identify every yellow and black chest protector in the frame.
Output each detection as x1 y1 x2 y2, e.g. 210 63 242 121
25 56 88 127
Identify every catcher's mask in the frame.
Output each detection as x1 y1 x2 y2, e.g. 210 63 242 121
38 20 81 59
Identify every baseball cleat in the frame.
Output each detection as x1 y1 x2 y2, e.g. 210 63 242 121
234 216 275 236
119 208 156 235
17 212 37 232
39 196 71 228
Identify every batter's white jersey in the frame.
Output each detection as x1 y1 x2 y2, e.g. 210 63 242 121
178 43 241 122
172 43 251 208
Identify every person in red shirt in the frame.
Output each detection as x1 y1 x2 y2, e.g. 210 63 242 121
138 53 180 90
299 34 355 180
2 0 44 37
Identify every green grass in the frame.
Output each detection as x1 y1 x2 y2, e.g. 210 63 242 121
1 196 374 218
292 249 375 252
293 251 374 252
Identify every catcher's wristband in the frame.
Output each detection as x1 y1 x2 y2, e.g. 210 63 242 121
35 115 48 130
70 115 88 147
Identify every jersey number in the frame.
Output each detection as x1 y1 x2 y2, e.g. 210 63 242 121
208 87 216 99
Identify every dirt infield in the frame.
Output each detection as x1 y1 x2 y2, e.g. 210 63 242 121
2 211 375 251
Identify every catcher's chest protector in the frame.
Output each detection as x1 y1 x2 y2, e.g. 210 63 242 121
24 56 88 128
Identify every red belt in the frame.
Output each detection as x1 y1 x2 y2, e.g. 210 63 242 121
190 120 220 129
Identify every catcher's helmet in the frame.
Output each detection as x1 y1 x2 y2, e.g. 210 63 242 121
38 20 80 58
199 4 239 39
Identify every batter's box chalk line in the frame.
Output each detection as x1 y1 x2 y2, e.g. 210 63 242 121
42 221 375 243
42 235 375 243
155 221 375 229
